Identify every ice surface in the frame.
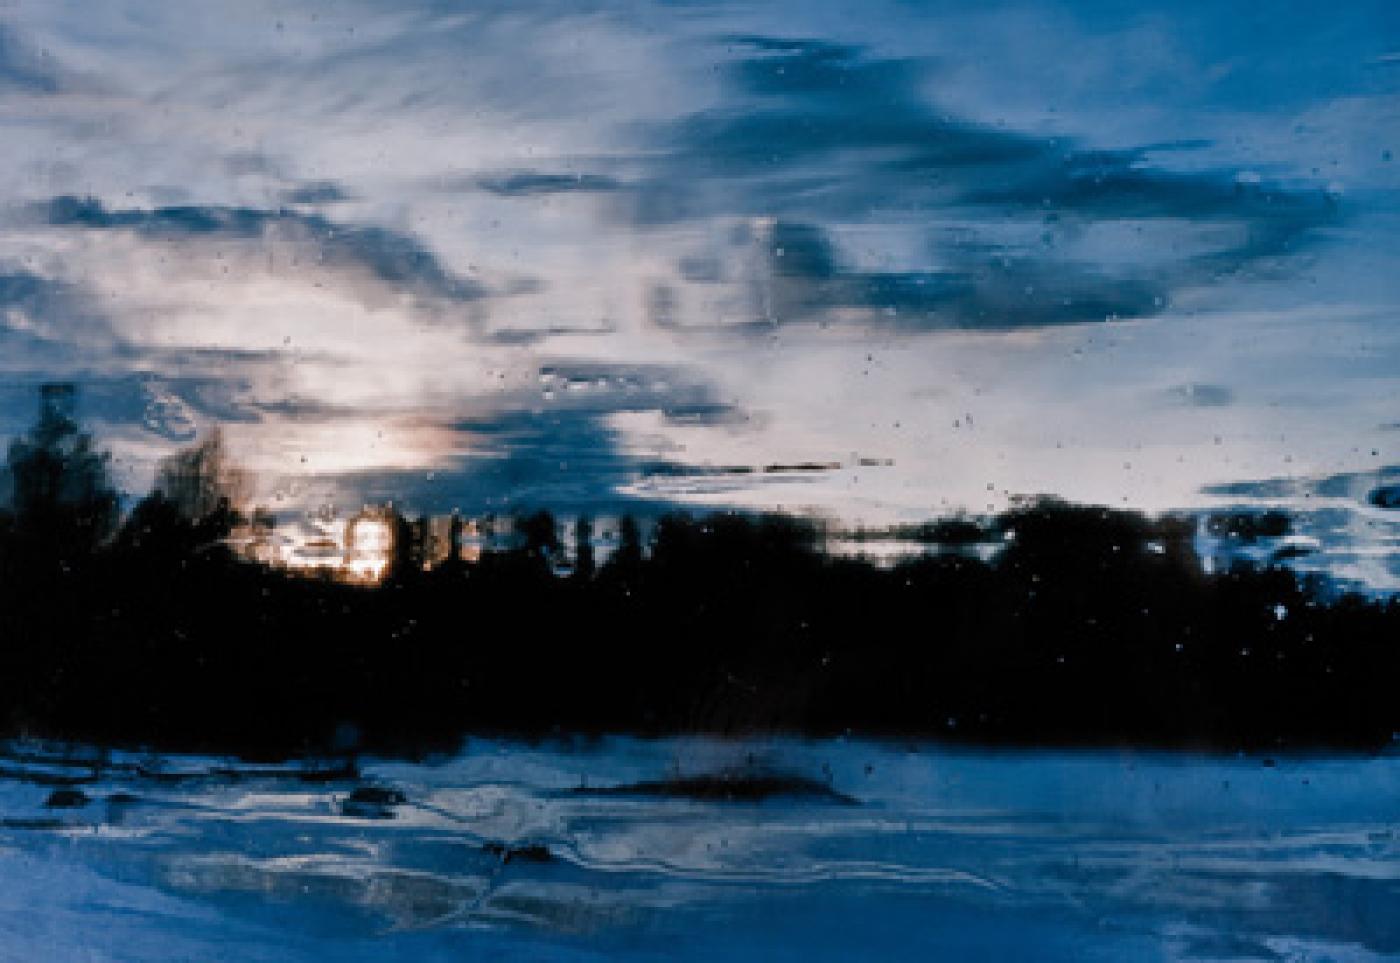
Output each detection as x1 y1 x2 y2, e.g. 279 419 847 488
0 738 1395 961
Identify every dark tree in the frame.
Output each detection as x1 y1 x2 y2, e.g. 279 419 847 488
119 429 248 557
3 384 119 569
574 514 595 581
386 508 423 582
516 510 561 566
446 511 464 566
153 428 247 533
614 515 643 570
0 394 1395 756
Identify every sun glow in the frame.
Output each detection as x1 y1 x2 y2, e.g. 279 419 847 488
344 515 393 583
229 507 398 585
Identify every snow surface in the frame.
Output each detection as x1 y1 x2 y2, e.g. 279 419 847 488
0 738 1396 961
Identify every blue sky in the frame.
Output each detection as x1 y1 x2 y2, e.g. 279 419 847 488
0 0 1397 554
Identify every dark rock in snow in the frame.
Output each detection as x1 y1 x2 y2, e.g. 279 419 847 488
340 784 406 819
44 788 90 808
1369 485 1400 509
483 841 554 864
347 785 406 806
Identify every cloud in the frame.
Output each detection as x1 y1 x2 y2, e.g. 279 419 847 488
472 171 625 197
759 220 1168 330
665 35 1047 180
38 195 487 307
1168 383 1235 408
647 217 1169 331
0 25 61 93
965 151 1338 269
0 2 1391 548
311 361 749 513
1203 463 1400 503
315 419 699 517
278 181 354 206
0 270 85 329
0 269 121 374
632 34 1339 331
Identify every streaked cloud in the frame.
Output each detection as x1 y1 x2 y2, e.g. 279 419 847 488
472 171 625 197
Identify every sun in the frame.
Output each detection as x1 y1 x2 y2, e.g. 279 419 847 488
344 515 394 583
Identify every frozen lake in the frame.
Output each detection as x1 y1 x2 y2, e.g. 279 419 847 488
0 737 1396 961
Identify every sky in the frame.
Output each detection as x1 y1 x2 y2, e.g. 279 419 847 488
0 0 1397 556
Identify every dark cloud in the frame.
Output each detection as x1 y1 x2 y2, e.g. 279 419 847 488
783 221 1166 330
678 254 723 283
0 372 259 449
478 323 614 346
223 152 277 177
530 361 735 417
315 362 752 514
673 35 1045 180
447 408 650 509
1202 478 1295 500
1168 383 1235 407
0 25 61 93
39 195 487 305
249 396 365 421
145 345 343 369
57 375 266 437
639 460 839 478
636 34 1338 331
0 270 84 324
1203 463 1400 503
660 402 753 428
279 181 354 205
473 171 624 197
338 418 826 518
655 218 1168 331
634 35 1043 224
0 269 120 371
0 269 311 444
967 153 1337 269
0 268 339 448
326 408 674 516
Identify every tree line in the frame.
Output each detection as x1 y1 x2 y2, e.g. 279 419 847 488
0 384 1397 759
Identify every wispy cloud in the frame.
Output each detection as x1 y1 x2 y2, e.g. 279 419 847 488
0 0 1392 547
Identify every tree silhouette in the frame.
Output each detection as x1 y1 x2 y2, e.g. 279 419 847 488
153 428 247 534
3 384 119 569
614 515 643 569
517 510 561 567
118 430 249 558
0 390 1396 755
446 511 464 567
574 515 596 581
386 508 421 582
